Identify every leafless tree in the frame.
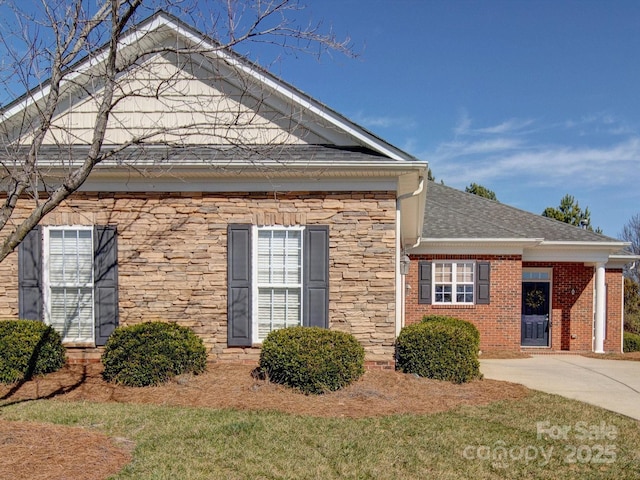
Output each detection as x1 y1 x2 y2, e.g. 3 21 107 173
621 213 640 284
0 0 352 263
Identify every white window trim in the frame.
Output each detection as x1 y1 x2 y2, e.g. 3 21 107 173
251 225 305 344
42 225 95 343
432 261 476 305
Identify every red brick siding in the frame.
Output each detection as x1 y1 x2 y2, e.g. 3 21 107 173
605 269 624 353
406 255 522 351
407 257 624 354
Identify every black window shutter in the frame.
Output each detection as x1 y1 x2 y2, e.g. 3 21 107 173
303 225 329 328
418 260 432 304
227 224 252 346
18 226 43 320
94 226 119 346
476 262 491 304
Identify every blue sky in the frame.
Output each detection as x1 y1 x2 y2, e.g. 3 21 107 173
248 0 640 238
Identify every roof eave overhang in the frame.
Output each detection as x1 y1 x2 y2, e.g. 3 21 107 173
44 161 428 194
606 253 640 269
410 238 632 264
524 241 630 263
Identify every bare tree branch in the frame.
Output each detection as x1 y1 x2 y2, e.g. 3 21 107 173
0 0 353 263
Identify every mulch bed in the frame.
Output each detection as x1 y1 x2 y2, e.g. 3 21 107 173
0 420 132 480
0 363 530 479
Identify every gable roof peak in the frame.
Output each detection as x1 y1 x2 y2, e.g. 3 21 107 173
2 9 419 163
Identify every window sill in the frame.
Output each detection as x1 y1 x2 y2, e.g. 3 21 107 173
62 342 96 348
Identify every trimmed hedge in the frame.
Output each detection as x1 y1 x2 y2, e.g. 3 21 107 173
396 317 481 383
421 315 481 349
102 322 207 387
623 331 640 353
0 320 66 384
259 326 365 395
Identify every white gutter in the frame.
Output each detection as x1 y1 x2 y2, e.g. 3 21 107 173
539 241 630 249
395 176 425 337
397 176 425 248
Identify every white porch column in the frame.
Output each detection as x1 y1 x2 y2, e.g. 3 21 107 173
594 262 606 353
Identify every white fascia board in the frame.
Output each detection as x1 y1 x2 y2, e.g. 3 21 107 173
539 240 630 250
78 176 399 193
409 238 542 256
523 248 612 263
53 161 426 176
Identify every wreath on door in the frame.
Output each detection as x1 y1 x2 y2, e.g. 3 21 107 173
525 288 545 310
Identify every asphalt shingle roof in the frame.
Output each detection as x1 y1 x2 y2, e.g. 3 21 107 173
423 181 620 243
15 144 394 168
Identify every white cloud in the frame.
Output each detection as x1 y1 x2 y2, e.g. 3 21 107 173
476 118 535 135
454 110 472 136
432 138 523 161
351 111 417 130
452 112 535 136
430 137 640 190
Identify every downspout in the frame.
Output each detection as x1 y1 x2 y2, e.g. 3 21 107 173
395 176 425 337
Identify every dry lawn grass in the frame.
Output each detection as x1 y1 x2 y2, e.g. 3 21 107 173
0 363 529 480
581 351 640 361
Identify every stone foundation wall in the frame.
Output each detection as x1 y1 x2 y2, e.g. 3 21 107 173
0 191 398 362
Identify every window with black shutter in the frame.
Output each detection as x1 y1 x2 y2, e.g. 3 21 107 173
227 224 329 347
18 225 119 346
417 260 490 305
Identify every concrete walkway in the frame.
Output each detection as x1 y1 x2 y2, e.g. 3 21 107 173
481 355 640 420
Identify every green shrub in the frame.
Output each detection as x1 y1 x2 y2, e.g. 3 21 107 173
259 326 365 395
396 319 481 383
623 332 640 353
0 320 65 384
102 322 207 387
421 315 481 349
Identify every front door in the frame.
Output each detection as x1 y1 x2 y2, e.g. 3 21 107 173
521 282 550 347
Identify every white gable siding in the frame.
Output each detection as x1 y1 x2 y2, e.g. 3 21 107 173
39 53 327 145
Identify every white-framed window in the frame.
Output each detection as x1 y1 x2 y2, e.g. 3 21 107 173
252 226 304 342
42 226 95 343
433 262 475 304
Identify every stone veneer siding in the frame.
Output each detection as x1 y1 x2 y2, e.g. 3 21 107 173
0 191 398 362
407 256 623 353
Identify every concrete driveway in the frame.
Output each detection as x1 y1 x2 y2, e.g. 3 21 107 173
481 355 640 420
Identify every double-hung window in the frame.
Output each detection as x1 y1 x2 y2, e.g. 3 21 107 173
418 260 490 305
254 227 303 342
433 262 475 304
18 225 119 346
43 227 95 343
227 224 329 347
